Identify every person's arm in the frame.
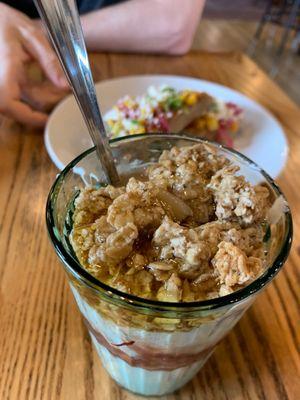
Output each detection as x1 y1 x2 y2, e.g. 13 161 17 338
81 0 205 55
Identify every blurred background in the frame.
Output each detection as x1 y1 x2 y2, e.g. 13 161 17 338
193 0 300 104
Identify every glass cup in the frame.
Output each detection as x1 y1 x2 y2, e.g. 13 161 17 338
46 135 292 396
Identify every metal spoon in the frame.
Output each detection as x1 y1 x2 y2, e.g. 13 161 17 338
33 0 120 185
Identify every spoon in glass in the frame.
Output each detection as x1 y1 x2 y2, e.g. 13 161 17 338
33 0 120 185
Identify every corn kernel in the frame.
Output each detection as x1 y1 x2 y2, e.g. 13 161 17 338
137 126 146 134
180 90 190 101
112 121 122 135
195 117 207 130
206 116 219 131
130 125 146 135
230 120 239 133
185 92 198 106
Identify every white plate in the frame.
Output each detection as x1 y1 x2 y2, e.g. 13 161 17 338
45 74 288 177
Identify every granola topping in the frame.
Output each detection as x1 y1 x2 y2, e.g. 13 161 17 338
71 144 270 301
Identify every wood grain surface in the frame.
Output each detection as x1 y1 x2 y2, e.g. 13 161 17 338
0 51 299 400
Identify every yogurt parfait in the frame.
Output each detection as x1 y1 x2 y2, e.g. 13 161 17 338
46 135 292 396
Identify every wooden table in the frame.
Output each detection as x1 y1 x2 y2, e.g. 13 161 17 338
0 51 299 400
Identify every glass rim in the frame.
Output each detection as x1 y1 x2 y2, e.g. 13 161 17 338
46 134 293 313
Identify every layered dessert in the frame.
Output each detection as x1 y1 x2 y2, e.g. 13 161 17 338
71 144 270 300
104 85 243 147
67 143 279 395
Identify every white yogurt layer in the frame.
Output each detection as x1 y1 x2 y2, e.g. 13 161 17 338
71 284 254 396
91 336 211 396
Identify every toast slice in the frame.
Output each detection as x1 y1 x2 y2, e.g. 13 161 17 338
167 92 215 133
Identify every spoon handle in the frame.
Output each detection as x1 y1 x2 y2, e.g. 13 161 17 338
34 0 120 185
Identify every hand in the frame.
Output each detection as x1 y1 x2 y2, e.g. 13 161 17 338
0 4 68 127
22 62 69 113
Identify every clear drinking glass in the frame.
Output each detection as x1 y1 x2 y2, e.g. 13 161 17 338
46 135 292 396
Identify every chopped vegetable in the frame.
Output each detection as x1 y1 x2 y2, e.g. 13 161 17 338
104 85 243 148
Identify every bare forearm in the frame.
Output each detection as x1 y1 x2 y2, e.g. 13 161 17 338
81 0 205 54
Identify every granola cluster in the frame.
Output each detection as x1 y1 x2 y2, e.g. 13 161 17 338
71 144 270 301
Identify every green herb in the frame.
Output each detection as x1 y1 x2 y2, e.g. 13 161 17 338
162 86 176 95
166 96 183 111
